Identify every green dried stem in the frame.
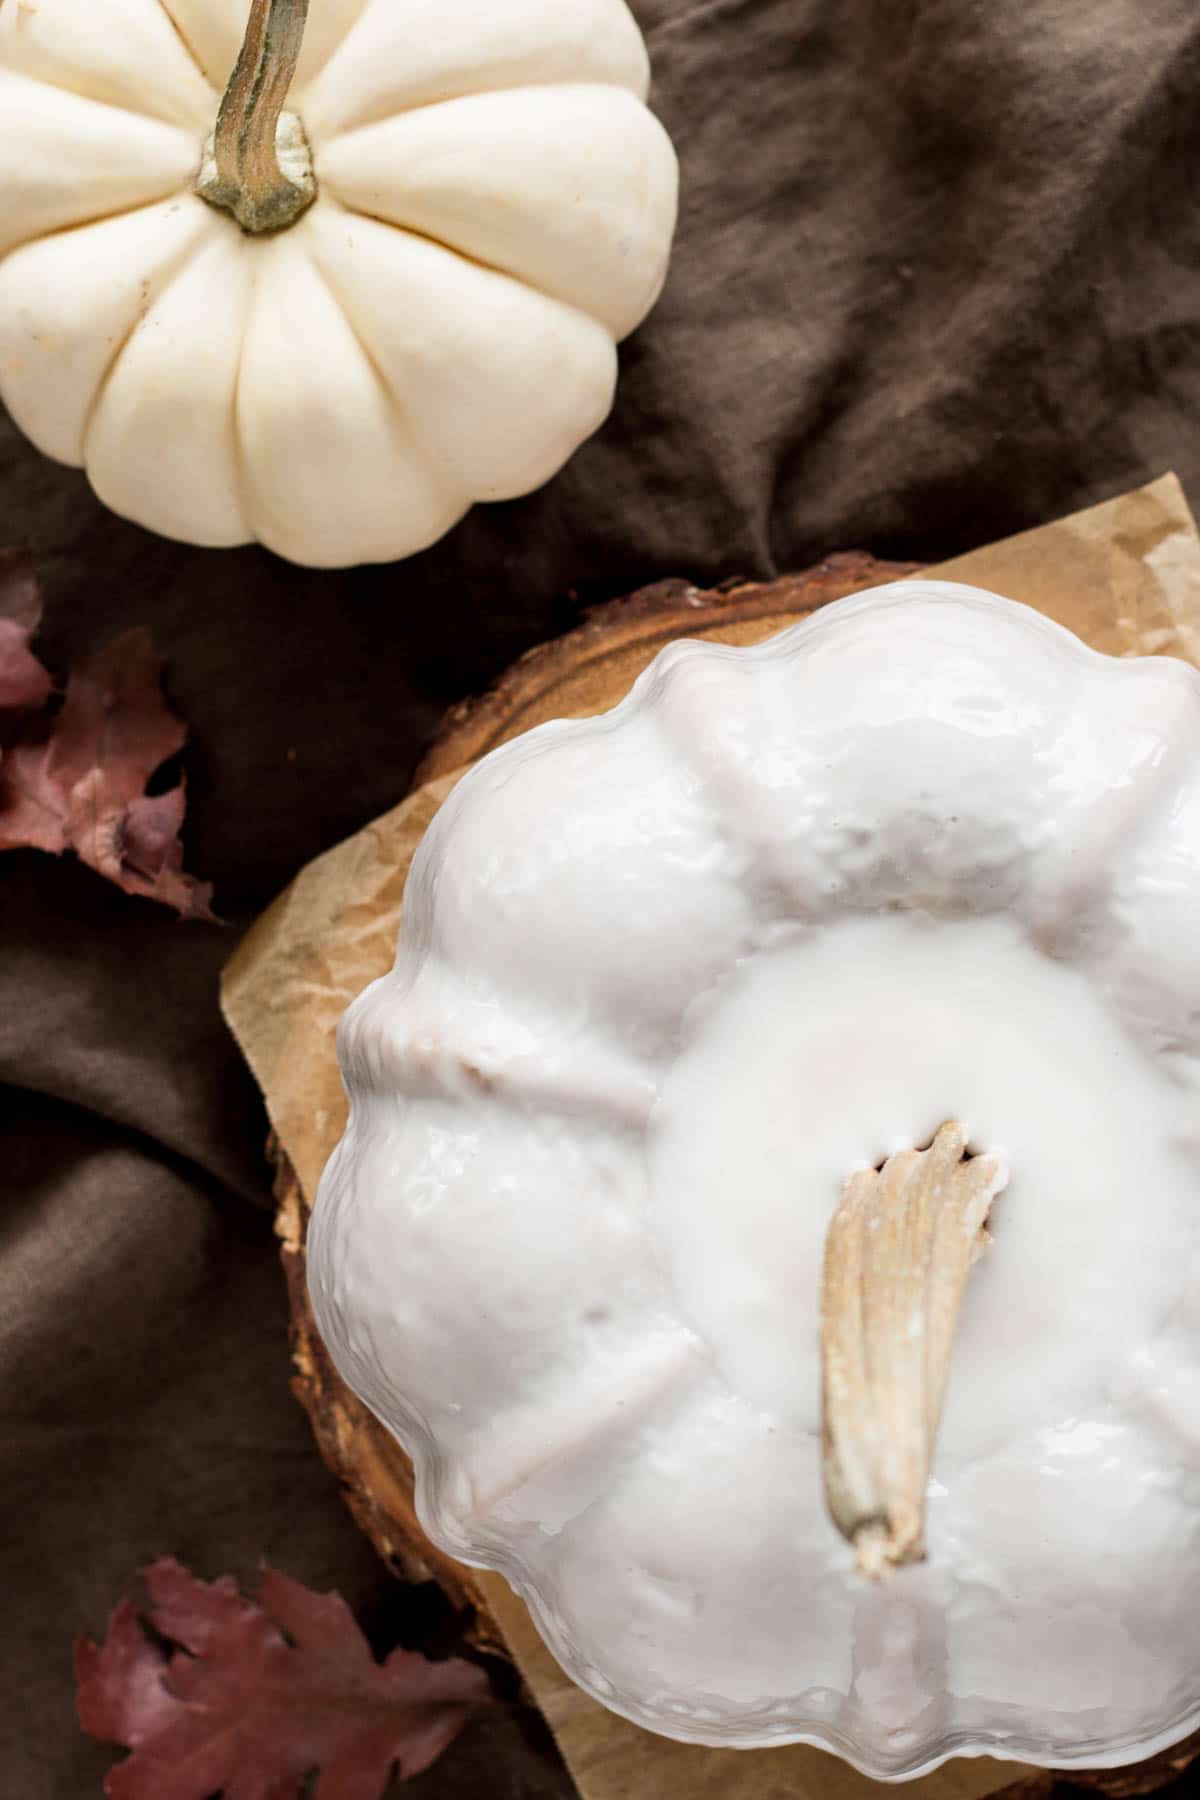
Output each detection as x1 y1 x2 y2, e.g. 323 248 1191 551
197 0 315 235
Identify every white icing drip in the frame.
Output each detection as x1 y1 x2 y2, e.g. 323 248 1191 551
310 581 1200 1774
646 914 1198 1459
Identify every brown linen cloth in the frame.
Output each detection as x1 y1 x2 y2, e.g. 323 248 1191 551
4 3 1200 1795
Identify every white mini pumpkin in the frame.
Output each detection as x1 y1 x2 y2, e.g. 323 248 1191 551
0 0 677 567
309 580 1200 1776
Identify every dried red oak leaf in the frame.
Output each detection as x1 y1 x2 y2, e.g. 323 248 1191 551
0 548 53 714
76 1557 491 1800
0 626 215 919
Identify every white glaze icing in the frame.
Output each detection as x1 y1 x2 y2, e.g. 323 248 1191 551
309 580 1200 1777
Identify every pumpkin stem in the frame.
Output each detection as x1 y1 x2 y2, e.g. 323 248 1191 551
820 1121 1006 1578
196 0 316 235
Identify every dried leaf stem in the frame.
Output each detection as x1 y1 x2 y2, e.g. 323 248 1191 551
821 1121 1006 1578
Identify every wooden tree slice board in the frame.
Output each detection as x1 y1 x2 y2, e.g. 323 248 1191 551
265 550 1200 1800
415 554 918 782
